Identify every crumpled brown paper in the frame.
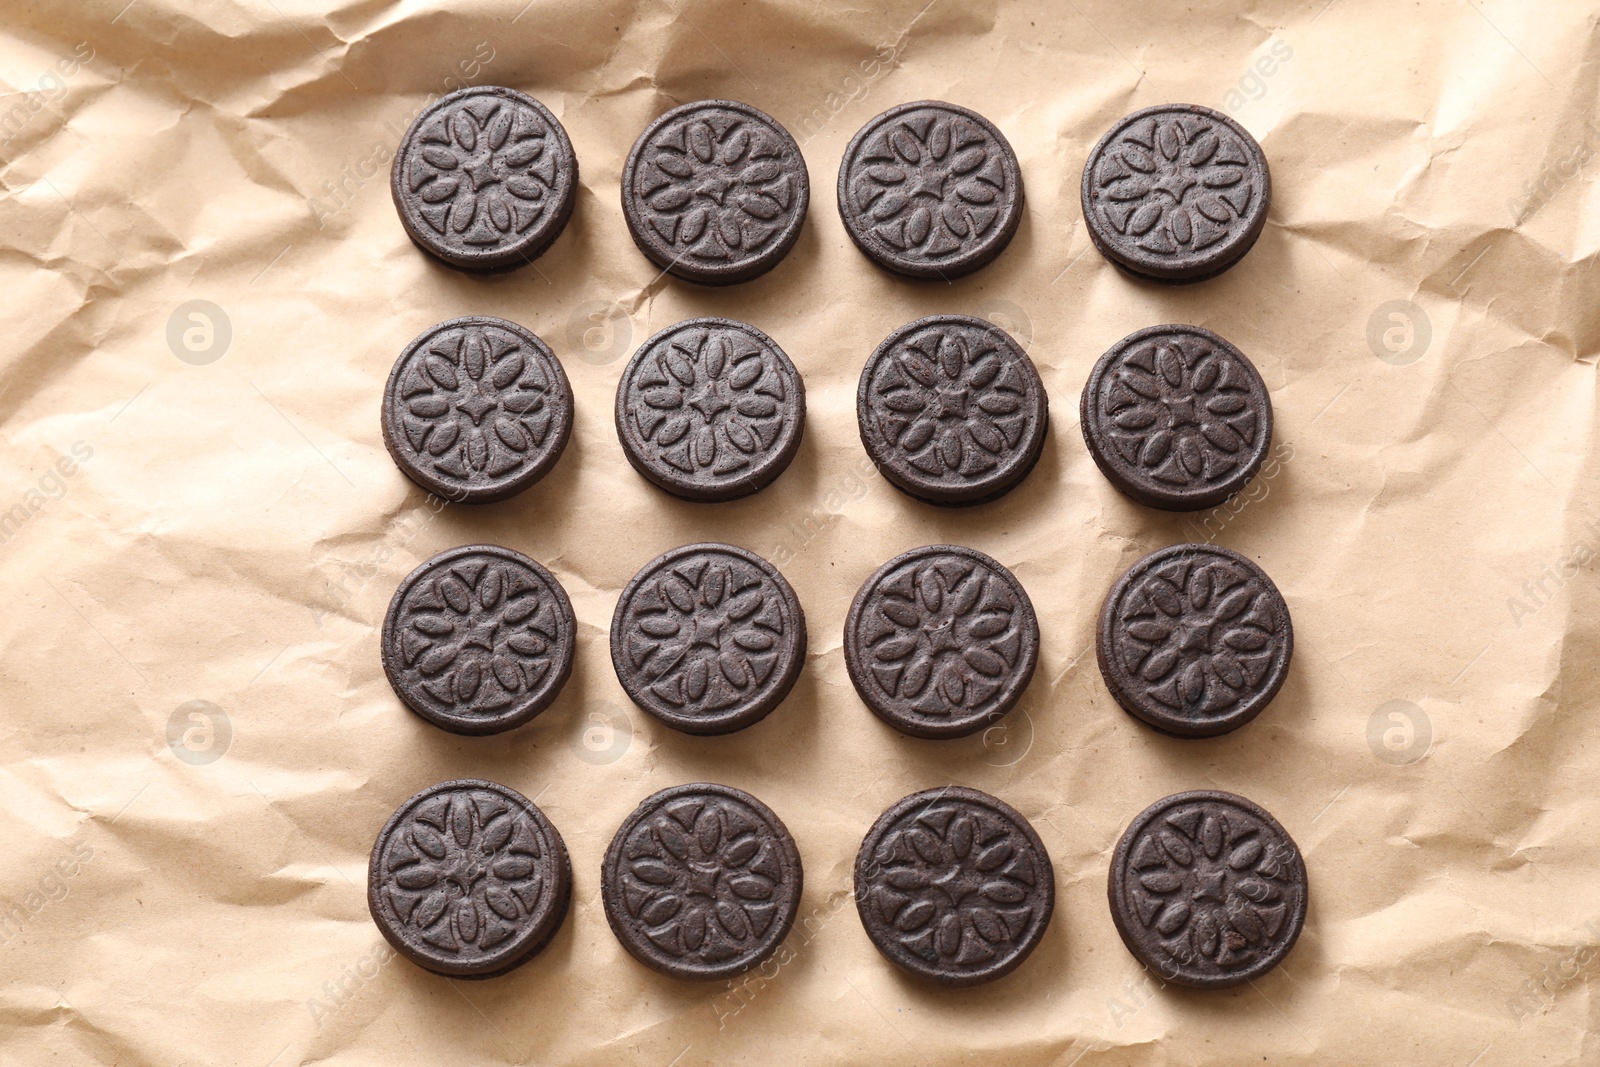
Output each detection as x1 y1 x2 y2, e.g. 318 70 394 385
3 0 1598 1063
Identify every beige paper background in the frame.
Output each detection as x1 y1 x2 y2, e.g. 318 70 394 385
2 0 1598 1063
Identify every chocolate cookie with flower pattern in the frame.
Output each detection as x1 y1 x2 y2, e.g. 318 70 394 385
855 786 1054 986
602 783 802 980
391 86 578 272
1097 543 1292 738
383 316 573 504
1080 324 1271 512
382 545 576 735
622 100 809 285
838 101 1024 279
611 544 804 735
1109 790 1307 987
845 545 1038 739
369 779 572 978
1081 104 1270 283
858 315 1047 507
615 319 805 502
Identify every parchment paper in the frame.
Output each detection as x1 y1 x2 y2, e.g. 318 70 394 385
2 0 1598 1063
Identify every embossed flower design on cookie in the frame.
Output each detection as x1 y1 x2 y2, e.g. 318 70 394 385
1080 325 1270 512
604 784 802 981
406 96 557 249
612 544 804 735
867 559 1021 716
640 117 796 259
839 102 1023 279
855 787 1053 986
635 329 784 479
846 545 1038 739
877 806 1037 967
1082 104 1269 282
1128 805 1294 972
384 317 573 505
617 319 804 502
630 555 780 710
874 325 1028 478
624 800 780 963
1102 335 1259 488
1095 114 1253 257
859 315 1046 507
851 111 1006 259
1119 556 1277 715
383 788 548 957
401 324 555 482
403 560 557 708
1098 543 1292 739
1109 790 1306 988
390 549 568 722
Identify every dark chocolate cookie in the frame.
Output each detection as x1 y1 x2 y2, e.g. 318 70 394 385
391 86 578 272
615 319 805 502
1108 790 1307 988
1080 324 1272 512
611 543 805 735
382 316 573 504
621 100 809 285
855 786 1053 986
382 545 576 735
858 315 1047 507
1097 543 1292 738
837 101 1024 279
1081 104 1270 283
845 545 1038 739
369 779 572 978
602 783 802 980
